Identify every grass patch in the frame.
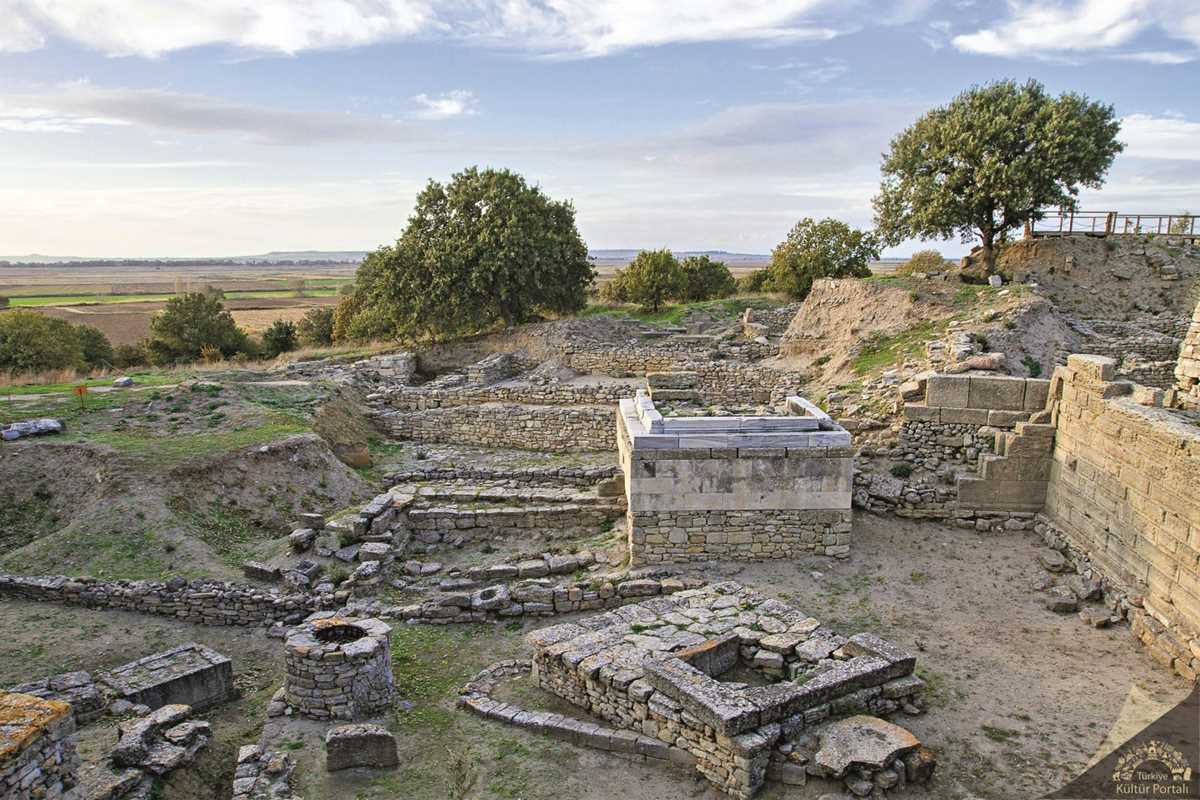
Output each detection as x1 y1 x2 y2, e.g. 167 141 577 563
1 522 173 580
173 501 264 567
981 724 1023 743
72 413 309 464
851 321 944 376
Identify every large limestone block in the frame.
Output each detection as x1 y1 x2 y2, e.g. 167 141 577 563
325 724 398 771
967 376 1026 411
925 375 969 408
813 715 921 777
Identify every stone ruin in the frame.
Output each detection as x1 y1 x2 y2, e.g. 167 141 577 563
618 393 853 564
284 615 394 721
461 582 930 798
1176 298 1200 410
0 692 78 800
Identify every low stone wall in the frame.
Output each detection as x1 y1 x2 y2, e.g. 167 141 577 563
894 419 995 467
524 583 924 799
381 382 630 412
375 402 613 452
385 464 620 488
629 509 852 563
100 643 234 712
407 503 623 547
0 692 79 800
0 574 322 626
1044 354 1200 682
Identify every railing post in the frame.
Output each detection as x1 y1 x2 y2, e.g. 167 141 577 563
1105 212 1115 235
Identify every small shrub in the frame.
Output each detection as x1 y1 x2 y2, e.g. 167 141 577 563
326 565 350 586
813 354 831 367
1022 356 1042 377
736 268 773 294
908 291 920 302
895 249 946 276
296 307 335 347
199 344 224 364
890 463 913 479
114 342 148 368
261 319 298 358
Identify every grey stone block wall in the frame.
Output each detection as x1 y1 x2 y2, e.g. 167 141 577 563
0 692 79 800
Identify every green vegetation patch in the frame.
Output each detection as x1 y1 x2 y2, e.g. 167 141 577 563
851 321 944 375
77 413 309 464
582 295 782 325
0 519 173 581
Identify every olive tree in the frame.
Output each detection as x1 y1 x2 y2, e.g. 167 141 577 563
873 79 1123 272
768 218 880 300
338 167 593 340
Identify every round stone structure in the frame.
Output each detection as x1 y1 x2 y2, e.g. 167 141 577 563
284 615 394 720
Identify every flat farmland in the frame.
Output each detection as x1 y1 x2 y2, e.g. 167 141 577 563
32 296 340 344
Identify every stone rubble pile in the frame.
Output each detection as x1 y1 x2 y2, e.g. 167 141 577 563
232 745 299 800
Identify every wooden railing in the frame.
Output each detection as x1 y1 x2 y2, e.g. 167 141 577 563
1026 210 1198 240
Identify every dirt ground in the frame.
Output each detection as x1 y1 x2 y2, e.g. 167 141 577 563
1 513 1187 800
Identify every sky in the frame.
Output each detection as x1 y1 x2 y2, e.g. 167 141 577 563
1 0 1199 258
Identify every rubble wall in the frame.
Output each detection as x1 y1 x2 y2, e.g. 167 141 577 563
376 402 614 451
0 692 79 800
1044 355 1200 681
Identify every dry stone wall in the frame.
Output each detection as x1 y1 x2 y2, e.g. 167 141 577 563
1043 354 1200 682
0 692 79 800
0 574 322 626
376 402 614 452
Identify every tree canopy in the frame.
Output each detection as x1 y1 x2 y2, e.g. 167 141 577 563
873 79 1123 272
147 292 249 364
616 249 685 312
768 218 880 299
336 167 594 341
678 255 737 302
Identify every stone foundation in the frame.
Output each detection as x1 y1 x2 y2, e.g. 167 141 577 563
521 582 923 799
1176 300 1200 409
284 616 394 720
99 643 234 712
618 394 854 565
377 402 613 451
629 509 852 563
0 692 79 800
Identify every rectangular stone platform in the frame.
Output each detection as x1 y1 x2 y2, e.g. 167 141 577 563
618 394 853 564
98 643 233 712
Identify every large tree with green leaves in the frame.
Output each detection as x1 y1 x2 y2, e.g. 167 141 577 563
620 249 685 312
873 79 1123 272
147 292 249 363
678 255 737 302
768 218 880 300
337 167 594 341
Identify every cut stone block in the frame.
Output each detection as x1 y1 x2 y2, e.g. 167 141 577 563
98 644 233 712
325 723 398 771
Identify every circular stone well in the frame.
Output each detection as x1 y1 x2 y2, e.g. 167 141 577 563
284 615 394 720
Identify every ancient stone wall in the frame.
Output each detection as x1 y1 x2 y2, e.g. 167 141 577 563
382 382 630 412
376 402 614 452
284 616 394 721
1044 354 1200 681
0 574 321 626
0 692 79 800
1176 301 1200 410
629 509 852 564
407 502 623 548
384 463 620 488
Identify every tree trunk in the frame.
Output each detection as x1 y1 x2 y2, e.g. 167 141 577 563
980 231 995 274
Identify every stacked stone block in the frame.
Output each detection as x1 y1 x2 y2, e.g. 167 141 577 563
284 616 394 721
1176 300 1200 409
618 395 854 564
0 692 79 800
377 402 614 452
521 583 923 799
1043 355 1200 682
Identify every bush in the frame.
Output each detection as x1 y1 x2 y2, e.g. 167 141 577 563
678 255 736 302
261 319 298 358
736 269 774 294
0 311 85 373
75 325 114 368
620 249 684 312
896 249 946 276
768 218 880 300
147 293 250 364
598 269 630 304
0 296 9 309
890 463 913 479
114 342 148 368
296 307 335 347
336 167 593 340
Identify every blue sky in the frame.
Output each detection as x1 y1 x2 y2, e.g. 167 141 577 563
1 0 1198 257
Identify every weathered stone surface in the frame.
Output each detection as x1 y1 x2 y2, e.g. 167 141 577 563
813 715 921 777
325 723 398 771
98 643 233 712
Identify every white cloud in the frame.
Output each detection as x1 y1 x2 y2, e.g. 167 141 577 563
952 0 1200 60
0 0 432 57
0 85 415 144
1120 113 1200 161
1113 51 1196 64
0 0 926 58
411 90 478 120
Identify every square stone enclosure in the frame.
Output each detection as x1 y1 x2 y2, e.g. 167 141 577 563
99 643 233 712
527 582 923 799
617 394 854 564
